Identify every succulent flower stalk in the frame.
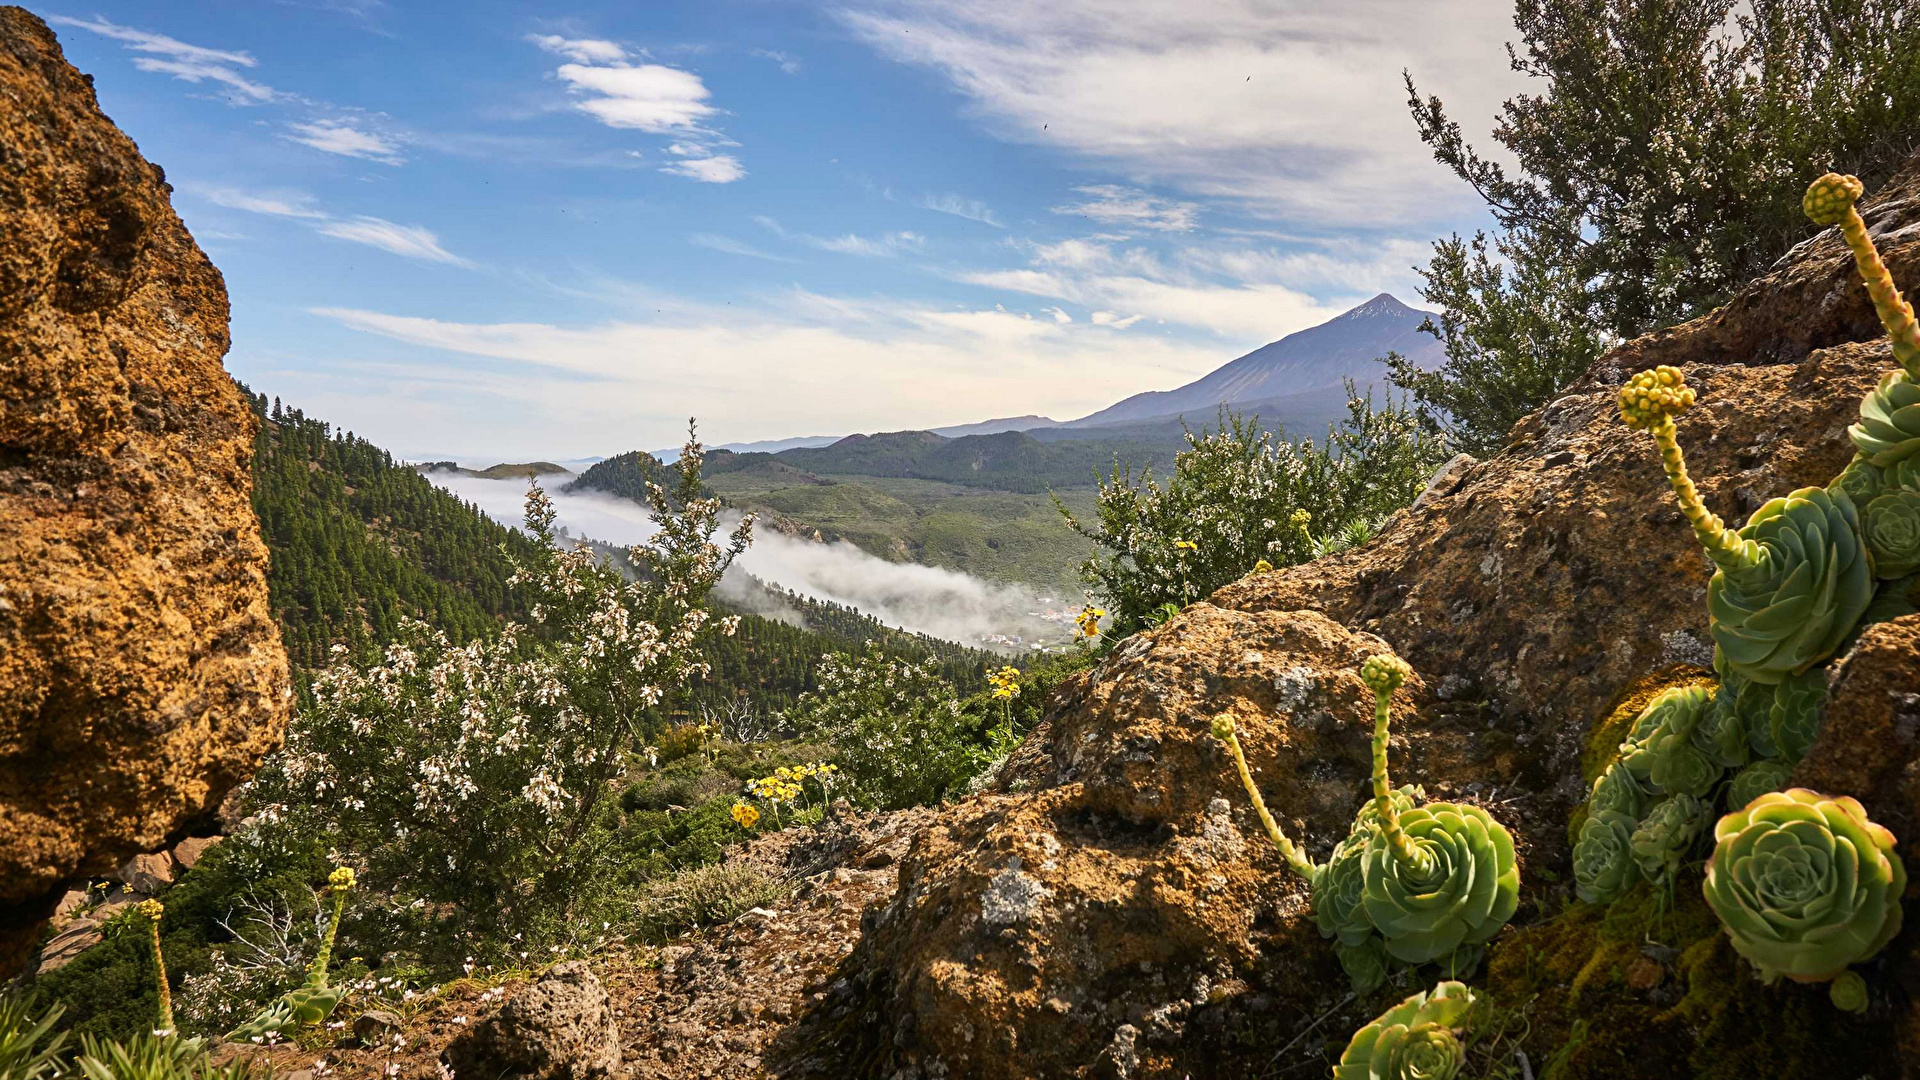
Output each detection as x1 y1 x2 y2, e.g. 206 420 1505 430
1354 656 1520 964
137 899 174 1036
226 866 358 1042
1803 174 1920 379
1333 980 1476 1080
1703 789 1906 984
1620 368 1749 564
1211 713 1319 883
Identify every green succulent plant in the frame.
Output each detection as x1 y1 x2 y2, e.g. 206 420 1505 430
1588 760 1648 819
1620 366 1874 685
133 899 174 1037
1703 788 1906 984
1336 938 1390 997
1619 685 1719 796
1863 489 1920 578
1317 785 1423 950
1333 980 1476 1080
1766 668 1827 764
1210 713 1321 886
1804 174 1920 465
1574 809 1642 905
1356 655 1520 965
1692 680 1751 769
1829 970 1870 1014
1829 456 1886 507
1725 759 1794 812
1735 675 1783 759
1631 793 1709 887
226 866 357 1042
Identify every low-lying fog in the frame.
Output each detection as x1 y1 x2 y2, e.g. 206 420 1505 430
422 471 1067 650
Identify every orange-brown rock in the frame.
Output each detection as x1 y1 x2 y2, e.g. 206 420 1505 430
814 153 1920 1078
0 8 289 973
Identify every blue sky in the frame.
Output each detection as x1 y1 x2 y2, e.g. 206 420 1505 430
45 0 1525 461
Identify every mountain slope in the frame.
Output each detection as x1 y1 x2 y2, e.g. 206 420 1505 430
1065 293 1441 429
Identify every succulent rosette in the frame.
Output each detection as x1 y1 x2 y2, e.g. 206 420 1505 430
1737 676 1783 759
1336 937 1390 996
1767 668 1827 764
1692 680 1751 769
1574 809 1642 905
1830 456 1886 507
1318 786 1423 947
1851 371 1920 468
1703 789 1906 983
1588 761 1649 819
1619 685 1718 795
1725 759 1794 813
1630 793 1709 886
1863 488 1920 578
1334 981 1476 1080
1361 800 1521 964
1709 487 1873 685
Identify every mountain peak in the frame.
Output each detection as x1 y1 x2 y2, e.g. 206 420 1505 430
1341 293 1414 320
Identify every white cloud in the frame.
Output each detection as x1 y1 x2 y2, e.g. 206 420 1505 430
839 0 1522 221
527 34 628 64
556 62 718 132
1090 311 1144 329
49 15 275 102
660 153 746 183
1043 306 1073 324
287 120 405 163
750 48 802 74
316 217 471 265
919 193 1002 227
1053 184 1198 231
688 233 797 261
753 217 918 256
306 290 1237 454
197 185 328 219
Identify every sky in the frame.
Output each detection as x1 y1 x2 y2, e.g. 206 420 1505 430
45 0 1529 461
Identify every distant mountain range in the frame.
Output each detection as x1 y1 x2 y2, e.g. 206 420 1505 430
700 292 1441 456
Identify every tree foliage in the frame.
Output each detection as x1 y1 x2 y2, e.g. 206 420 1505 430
1399 0 1920 452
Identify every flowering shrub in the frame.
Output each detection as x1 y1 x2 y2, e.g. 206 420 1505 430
250 429 752 957
785 643 977 809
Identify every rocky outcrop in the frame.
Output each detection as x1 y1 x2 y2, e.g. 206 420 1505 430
0 8 289 973
444 962 623 1080
814 154 1920 1079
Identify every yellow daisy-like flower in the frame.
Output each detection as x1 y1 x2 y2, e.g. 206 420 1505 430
731 802 761 828
1173 539 1198 551
1075 606 1106 638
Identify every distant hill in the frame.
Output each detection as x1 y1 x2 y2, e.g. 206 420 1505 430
773 428 1178 493
929 415 1061 438
1063 293 1441 430
417 460 571 480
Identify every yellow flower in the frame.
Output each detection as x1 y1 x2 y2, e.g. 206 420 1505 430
137 899 165 922
731 802 761 828
1075 606 1106 638
1173 539 1198 551
328 866 357 891
1253 559 1273 574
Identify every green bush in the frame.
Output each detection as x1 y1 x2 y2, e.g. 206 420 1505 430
1061 392 1446 636
625 863 791 943
785 644 981 809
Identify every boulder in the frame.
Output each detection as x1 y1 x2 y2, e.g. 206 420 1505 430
171 835 222 872
812 152 1920 1079
443 962 622 1080
0 8 290 973
116 851 175 894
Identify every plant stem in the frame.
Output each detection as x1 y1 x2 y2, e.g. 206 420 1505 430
1219 728 1319 883
1832 203 1920 379
310 886 347 987
1650 416 1750 570
149 918 174 1035
1370 686 1431 875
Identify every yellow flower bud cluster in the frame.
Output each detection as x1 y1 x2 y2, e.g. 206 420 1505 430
1802 172 1864 226
1075 606 1106 639
1618 366 1696 431
137 898 165 922
1252 559 1274 574
1359 654 1413 695
1173 539 1199 551
1210 713 1238 740
730 801 760 828
988 666 1021 701
328 866 358 892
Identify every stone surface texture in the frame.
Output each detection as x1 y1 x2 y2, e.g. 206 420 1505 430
444 961 623 1080
0 7 289 973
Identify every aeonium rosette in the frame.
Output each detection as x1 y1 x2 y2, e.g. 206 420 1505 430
1333 980 1476 1080
1703 789 1905 986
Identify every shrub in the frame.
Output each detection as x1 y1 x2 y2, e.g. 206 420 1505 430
626 863 790 942
785 644 978 809
1061 392 1446 636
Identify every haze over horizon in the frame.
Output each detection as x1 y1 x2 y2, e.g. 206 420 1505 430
50 0 1526 460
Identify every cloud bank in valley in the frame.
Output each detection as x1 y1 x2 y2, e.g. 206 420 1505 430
424 472 1049 647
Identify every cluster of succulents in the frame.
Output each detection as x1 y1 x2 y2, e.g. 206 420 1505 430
1577 171 1919 1014
225 866 357 1042
1332 980 1475 1080
1214 654 1518 996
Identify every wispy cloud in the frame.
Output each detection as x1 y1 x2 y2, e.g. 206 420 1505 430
688 233 798 261
317 217 471 265
750 48 801 74
286 120 405 163
195 185 469 266
840 0 1521 222
529 36 746 182
754 216 922 257
919 193 1002 227
49 15 276 102
1053 184 1198 231
527 34 627 64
